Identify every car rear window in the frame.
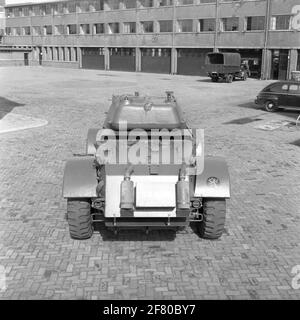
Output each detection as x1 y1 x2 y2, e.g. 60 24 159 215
266 84 288 92
289 84 300 93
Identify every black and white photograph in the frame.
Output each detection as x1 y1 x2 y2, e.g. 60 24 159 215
0 0 300 307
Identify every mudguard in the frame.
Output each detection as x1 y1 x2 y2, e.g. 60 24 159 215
86 128 100 155
260 94 279 102
194 156 230 198
62 157 98 198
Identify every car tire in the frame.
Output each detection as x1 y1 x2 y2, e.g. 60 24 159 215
226 75 233 83
211 77 218 82
67 198 93 240
264 100 278 112
198 199 226 239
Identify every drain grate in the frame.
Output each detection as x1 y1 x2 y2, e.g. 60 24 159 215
224 117 262 125
291 139 300 147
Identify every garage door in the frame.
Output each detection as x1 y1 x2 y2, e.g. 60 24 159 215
82 47 105 70
110 48 135 72
177 49 211 76
141 48 171 74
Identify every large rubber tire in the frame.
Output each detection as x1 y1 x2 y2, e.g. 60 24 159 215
67 198 93 240
198 199 226 239
264 100 278 112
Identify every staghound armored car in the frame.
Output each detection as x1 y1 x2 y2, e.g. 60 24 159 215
62 92 230 239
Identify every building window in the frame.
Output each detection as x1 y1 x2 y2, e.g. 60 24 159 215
23 6 31 16
80 0 90 12
5 8 13 18
14 27 21 36
62 48 66 61
177 19 193 32
220 17 239 31
74 48 78 61
123 22 136 33
5 27 12 36
68 47 72 61
67 2 76 13
33 26 42 36
110 48 135 56
23 26 31 36
108 23 120 34
142 48 170 57
177 0 193 5
53 3 65 15
40 5 47 16
56 47 60 60
44 47 48 59
80 24 90 35
90 0 104 11
200 0 216 3
270 15 292 30
198 18 215 32
50 47 54 60
246 16 265 31
107 0 120 10
158 0 173 6
45 4 52 15
55 25 64 35
141 21 154 33
33 5 40 16
12 7 20 17
140 0 153 8
67 24 77 34
124 0 136 9
44 25 53 35
94 23 105 34
159 20 173 33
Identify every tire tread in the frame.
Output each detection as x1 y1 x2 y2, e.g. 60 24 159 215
199 199 226 239
67 199 93 240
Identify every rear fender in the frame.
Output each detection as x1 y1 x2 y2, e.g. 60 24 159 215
86 128 100 155
62 157 98 198
261 94 279 104
193 157 230 198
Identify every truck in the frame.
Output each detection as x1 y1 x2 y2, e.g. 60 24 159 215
62 91 230 239
205 52 250 83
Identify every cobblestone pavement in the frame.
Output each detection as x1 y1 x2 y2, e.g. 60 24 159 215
0 67 300 300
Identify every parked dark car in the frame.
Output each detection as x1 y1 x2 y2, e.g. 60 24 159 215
255 81 300 112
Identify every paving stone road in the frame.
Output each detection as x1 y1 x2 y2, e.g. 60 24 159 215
0 67 299 300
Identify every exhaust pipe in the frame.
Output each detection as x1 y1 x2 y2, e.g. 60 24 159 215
176 164 190 210
120 165 134 210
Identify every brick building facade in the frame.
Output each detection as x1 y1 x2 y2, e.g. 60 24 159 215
1 0 300 79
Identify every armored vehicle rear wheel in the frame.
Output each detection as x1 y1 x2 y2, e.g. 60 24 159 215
67 198 93 240
198 199 226 239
